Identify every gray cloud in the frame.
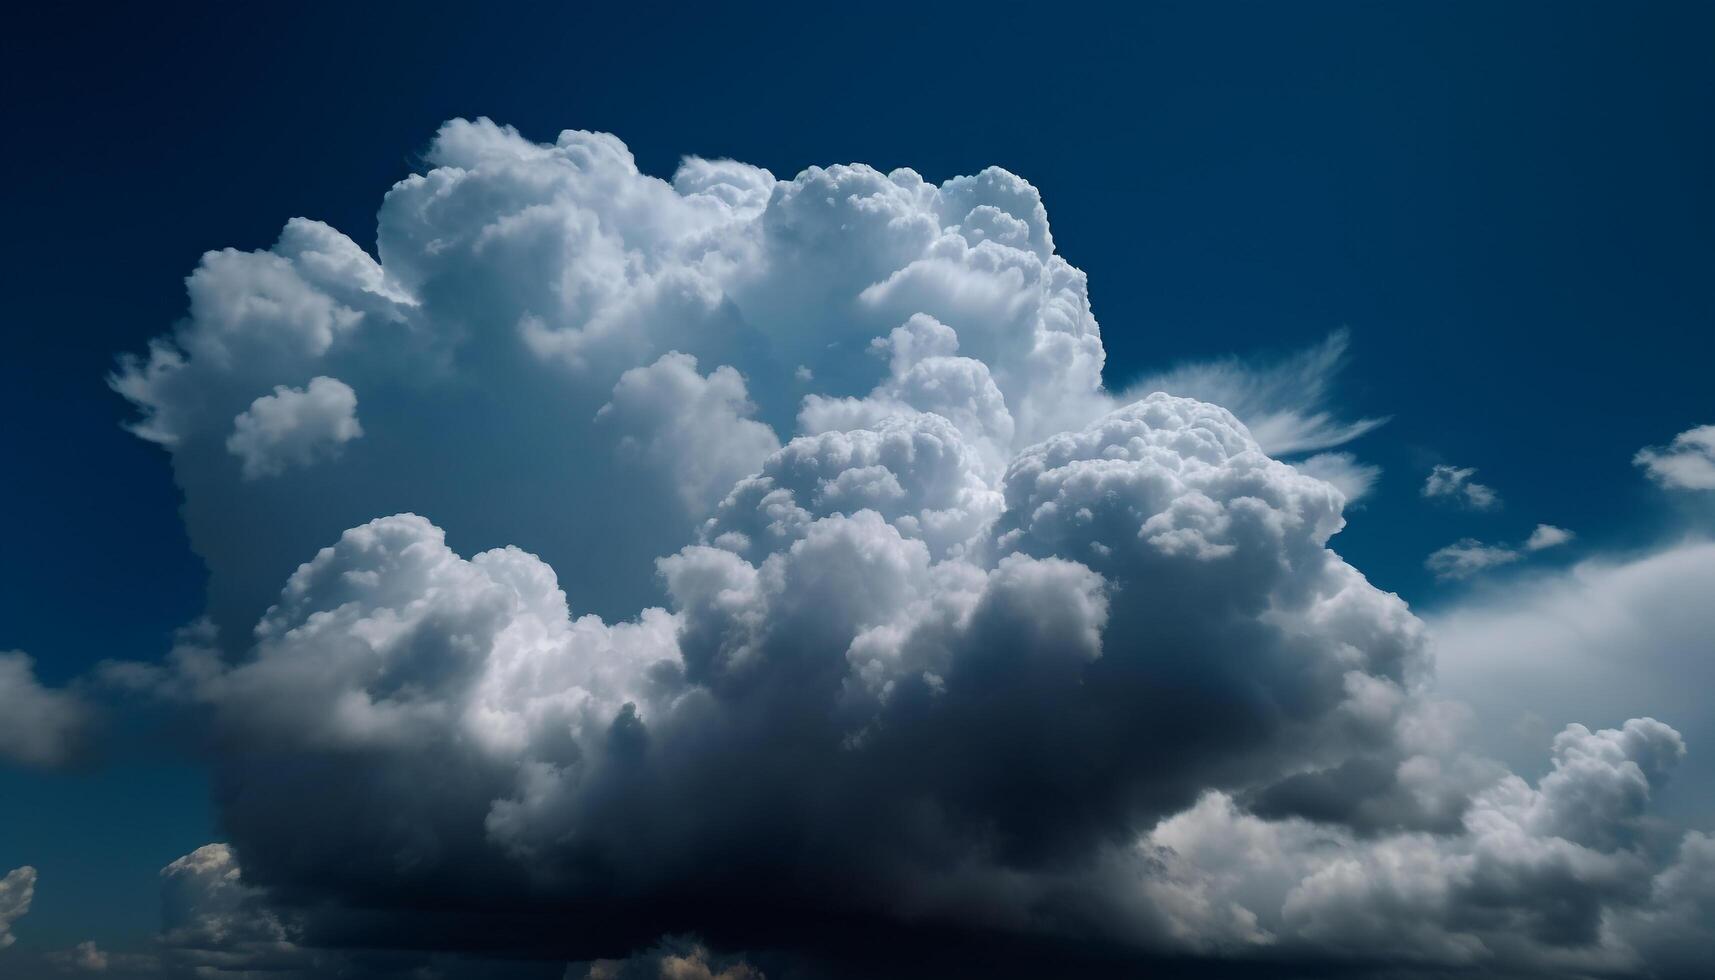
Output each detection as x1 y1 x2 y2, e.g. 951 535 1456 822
1146 718 1703 973
0 651 91 769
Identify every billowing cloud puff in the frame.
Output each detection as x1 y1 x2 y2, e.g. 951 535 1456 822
226 375 363 479
1147 718 1707 973
110 118 1106 640
700 411 1002 565
0 651 90 768
0 866 35 949
599 353 780 513
118 395 1456 967
101 120 1710 978
1635 424 1715 490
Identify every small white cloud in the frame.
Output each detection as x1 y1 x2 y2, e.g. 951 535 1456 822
1426 539 1521 580
0 866 36 949
1427 523 1576 580
1634 424 1715 490
1422 464 1500 510
226 376 362 480
1524 524 1575 551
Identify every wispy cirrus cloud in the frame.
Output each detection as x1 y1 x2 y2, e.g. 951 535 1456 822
1121 328 1389 458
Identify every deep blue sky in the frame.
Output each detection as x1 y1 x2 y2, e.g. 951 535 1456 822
1 0 1710 950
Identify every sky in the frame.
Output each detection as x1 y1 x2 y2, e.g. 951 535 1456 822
0 2 1710 978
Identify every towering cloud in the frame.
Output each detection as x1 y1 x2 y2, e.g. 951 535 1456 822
103 120 1710 978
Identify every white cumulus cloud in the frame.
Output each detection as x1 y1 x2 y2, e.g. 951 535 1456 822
1635 424 1715 490
225 375 362 480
